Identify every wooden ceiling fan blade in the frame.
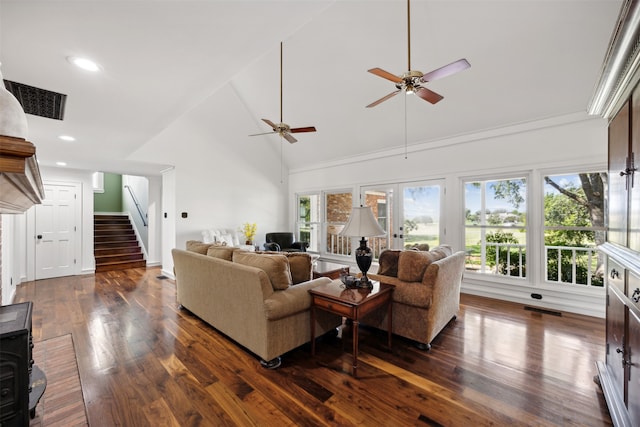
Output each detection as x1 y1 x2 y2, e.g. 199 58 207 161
261 118 278 130
415 87 443 104
421 58 470 82
289 126 316 133
368 68 403 83
283 132 297 144
366 89 401 108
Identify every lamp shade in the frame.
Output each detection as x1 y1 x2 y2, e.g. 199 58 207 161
340 206 385 238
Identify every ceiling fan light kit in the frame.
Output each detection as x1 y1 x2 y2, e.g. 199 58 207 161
366 0 470 108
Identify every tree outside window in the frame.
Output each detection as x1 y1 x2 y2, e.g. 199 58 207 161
543 172 607 286
465 177 527 277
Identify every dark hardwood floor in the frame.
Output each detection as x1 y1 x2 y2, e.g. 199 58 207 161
15 267 613 426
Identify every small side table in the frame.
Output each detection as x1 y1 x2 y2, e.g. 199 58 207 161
309 280 393 378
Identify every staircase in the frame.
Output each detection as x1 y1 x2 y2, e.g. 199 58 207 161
94 215 146 272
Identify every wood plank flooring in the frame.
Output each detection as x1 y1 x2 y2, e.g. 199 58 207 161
14 267 613 426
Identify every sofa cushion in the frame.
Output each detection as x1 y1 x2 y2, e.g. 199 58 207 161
207 246 242 261
255 251 312 284
186 240 217 254
377 250 401 277
233 252 293 290
280 253 311 285
397 250 441 282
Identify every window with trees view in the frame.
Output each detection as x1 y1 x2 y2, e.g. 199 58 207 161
543 171 607 287
465 176 528 278
296 193 320 252
296 190 353 255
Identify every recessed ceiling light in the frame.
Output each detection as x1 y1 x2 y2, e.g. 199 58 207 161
59 135 75 141
67 56 101 72
56 161 67 166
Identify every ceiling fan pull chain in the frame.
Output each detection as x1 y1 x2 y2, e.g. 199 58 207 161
280 42 283 123
404 94 408 159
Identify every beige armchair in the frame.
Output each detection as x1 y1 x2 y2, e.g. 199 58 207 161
367 245 466 350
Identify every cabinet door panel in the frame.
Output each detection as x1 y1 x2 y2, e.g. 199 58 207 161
628 307 640 426
610 259 626 294
631 87 640 251
607 285 627 401
610 101 630 246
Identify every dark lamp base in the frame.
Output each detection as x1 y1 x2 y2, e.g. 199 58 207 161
356 278 374 289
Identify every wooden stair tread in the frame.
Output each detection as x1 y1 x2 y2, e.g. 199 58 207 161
95 260 146 272
94 215 145 272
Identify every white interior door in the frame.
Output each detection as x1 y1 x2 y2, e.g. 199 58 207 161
35 183 78 279
361 179 444 255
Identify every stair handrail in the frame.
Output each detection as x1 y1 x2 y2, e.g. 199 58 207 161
124 185 147 227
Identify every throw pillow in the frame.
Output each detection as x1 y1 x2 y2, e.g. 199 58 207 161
282 252 312 284
207 246 241 261
185 240 215 254
397 250 439 282
233 252 293 290
218 233 234 246
377 250 401 277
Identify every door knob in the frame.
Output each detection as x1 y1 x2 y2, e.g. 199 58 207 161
36 235 42 239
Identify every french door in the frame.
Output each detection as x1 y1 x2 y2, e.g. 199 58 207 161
360 179 444 256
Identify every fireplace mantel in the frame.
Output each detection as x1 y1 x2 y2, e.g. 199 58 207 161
0 135 44 214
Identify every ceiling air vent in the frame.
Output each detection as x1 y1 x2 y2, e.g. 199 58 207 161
3 80 67 120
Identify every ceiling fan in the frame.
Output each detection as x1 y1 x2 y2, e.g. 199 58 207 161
366 0 470 108
249 42 316 143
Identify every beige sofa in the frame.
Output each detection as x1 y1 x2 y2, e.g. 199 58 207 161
367 245 466 350
172 242 341 368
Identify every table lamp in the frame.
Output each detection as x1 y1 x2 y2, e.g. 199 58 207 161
340 206 386 288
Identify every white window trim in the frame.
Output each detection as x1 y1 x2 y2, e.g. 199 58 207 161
461 170 533 286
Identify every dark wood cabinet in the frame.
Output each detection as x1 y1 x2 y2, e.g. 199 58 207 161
628 292 640 424
608 103 630 247
599 87 640 427
0 301 45 426
590 3 640 425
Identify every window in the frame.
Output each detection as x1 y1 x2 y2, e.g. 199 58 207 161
296 193 321 252
296 190 354 257
325 191 352 256
464 176 527 278
362 180 443 255
543 171 607 287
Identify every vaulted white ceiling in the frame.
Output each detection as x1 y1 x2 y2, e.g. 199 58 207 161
0 1 623 176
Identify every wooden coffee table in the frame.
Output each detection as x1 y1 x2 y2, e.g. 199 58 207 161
309 279 393 378
312 261 350 280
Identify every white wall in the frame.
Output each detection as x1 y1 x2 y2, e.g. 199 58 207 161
131 83 290 275
1 214 21 304
145 175 163 267
161 169 176 277
289 113 609 317
122 174 149 251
